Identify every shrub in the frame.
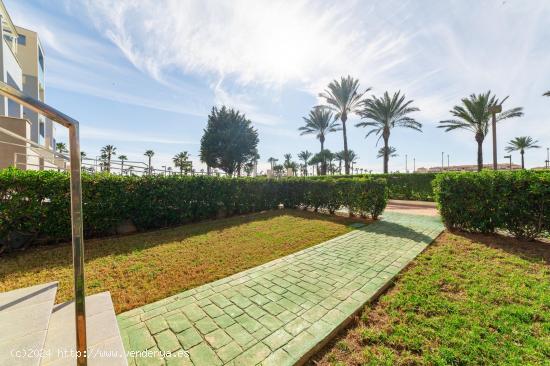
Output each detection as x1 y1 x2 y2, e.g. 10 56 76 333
433 170 550 240
308 173 436 201
0 169 387 253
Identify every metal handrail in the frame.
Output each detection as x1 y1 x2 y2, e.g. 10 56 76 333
0 82 87 365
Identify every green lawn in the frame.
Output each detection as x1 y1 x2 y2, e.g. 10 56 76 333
0 209 358 313
311 231 550 365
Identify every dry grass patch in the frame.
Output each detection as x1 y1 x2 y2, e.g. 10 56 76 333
311 231 550 366
0 209 359 313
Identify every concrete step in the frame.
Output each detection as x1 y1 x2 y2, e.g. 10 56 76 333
40 292 127 366
0 282 58 366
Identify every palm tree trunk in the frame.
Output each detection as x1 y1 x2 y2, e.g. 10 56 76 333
521 151 525 169
320 139 326 175
342 115 349 174
477 142 483 172
383 129 390 174
121 161 124 175
475 133 484 172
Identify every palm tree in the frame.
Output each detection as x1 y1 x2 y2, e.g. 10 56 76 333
347 150 358 173
438 91 523 171
144 150 155 174
505 136 540 169
377 146 398 159
334 151 346 174
80 151 86 162
267 157 278 171
357 91 421 174
55 142 68 154
299 106 340 175
283 154 293 168
118 155 128 175
297 150 312 176
100 145 117 172
173 151 191 175
319 76 370 174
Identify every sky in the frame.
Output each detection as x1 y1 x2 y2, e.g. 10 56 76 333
6 0 550 172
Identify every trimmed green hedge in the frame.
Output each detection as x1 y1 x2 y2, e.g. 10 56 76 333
433 171 550 240
0 169 387 252
307 173 436 201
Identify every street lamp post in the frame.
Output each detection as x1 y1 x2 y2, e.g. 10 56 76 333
504 155 512 170
441 152 444 172
489 104 502 170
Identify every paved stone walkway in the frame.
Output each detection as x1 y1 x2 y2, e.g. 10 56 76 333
118 212 444 366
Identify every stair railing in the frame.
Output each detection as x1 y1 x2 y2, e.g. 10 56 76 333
0 81 87 365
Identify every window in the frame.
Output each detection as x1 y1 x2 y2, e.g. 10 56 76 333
38 47 45 72
17 34 26 45
39 122 45 145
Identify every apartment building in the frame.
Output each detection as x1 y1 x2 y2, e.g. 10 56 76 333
0 0 58 170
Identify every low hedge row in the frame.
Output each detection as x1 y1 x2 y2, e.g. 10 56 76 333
307 173 436 201
433 171 550 240
0 169 387 252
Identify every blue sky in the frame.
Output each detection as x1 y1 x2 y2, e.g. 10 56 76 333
7 0 550 172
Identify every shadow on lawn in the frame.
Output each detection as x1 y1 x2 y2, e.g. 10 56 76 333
0 208 364 275
455 231 550 265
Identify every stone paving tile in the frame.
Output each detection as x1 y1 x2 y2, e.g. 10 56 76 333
118 212 443 365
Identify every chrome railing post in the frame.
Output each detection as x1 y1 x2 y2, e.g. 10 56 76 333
0 82 87 365
69 124 87 365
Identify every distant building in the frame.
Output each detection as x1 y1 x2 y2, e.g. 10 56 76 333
415 163 522 173
0 0 58 170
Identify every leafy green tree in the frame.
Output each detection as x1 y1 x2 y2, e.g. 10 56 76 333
200 106 259 176
438 91 523 172
118 155 128 175
297 150 312 176
56 142 68 154
144 150 155 174
101 145 117 172
505 136 540 169
299 106 339 175
357 91 421 174
320 76 370 174
173 151 191 175
273 164 284 177
377 146 398 159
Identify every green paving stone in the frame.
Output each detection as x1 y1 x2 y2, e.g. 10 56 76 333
250 294 270 306
277 298 302 314
195 289 215 300
216 341 243 362
237 286 257 297
165 355 193 366
263 329 292 351
213 314 236 328
165 313 192 333
155 330 182 352
230 294 253 309
301 305 329 323
203 304 224 318
259 348 294 366
189 343 222 366
277 310 297 323
224 304 244 318
318 297 340 310
128 326 156 351
263 302 285 316
258 314 283 332
235 314 262 333
252 326 272 340
195 317 218 334
135 346 165 366
251 284 271 295
244 304 267 319
232 342 271 366
270 285 286 294
272 277 291 288
204 328 232 349
140 306 166 321
284 331 317 359
307 319 334 340
284 317 311 336
181 304 207 322
145 316 169 335
118 315 141 329
176 328 203 349
265 292 282 302
226 323 255 347
209 294 232 308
